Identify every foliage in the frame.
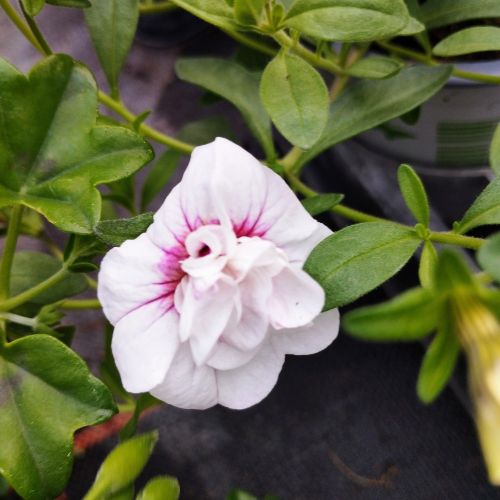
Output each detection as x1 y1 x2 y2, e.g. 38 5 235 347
1 0 500 495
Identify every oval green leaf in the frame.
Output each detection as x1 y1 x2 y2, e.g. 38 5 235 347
343 287 441 341
84 0 139 95
304 222 421 309
176 57 274 158
456 177 500 234
417 315 460 404
260 52 328 149
20 0 45 15
419 241 438 289
490 124 500 175
397 164 430 226
0 55 153 233
94 212 154 246
297 65 452 168
284 0 409 42
346 56 404 79
169 0 239 30
137 476 180 500
420 0 500 29
0 335 116 500
84 432 159 500
433 27 500 57
301 193 344 216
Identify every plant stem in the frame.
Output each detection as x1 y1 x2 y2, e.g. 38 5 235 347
0 267 68 312
223 29 277 57
428 231 483 251
273 31 346 75
19 0 52 55
139 1 177 14
98 92 195 154
61 298 101 310
0 312 36 328
377 40 500 85
284 168 485 249
0 205 23 301
0 0 44 52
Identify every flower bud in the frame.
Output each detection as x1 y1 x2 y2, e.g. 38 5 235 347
452 291 500 484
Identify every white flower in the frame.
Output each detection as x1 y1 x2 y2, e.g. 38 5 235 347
98 138 339 410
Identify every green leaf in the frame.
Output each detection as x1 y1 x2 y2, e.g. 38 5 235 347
176 58 274 157
399 15 425 35
346 56 404 79
433 27 500 57
227 490 258 500
304 222 421 309
0 55 152 233
434 249 475 293
419 241 438 289
0 335 116 500
85 0 139 96
169 0 239 30
20 0 45 16
84 432 158 500
301 193 343 216
10 251 87 305
234 0 265 25
417 314 460 404
136 476 180 500
478 233 500 284
141 150 181 211
420 0 500 29
46 0 90 7
397 164 430 226
260 52 328 149
298 65 451 168
343 287 441 342
284 0 409 42
490 124 500 175
94 213 154 246
456 177 500 234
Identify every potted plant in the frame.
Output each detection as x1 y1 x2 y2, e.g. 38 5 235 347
1 0 500 498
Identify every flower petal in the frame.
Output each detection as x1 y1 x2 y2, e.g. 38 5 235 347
179 278 239 365
98 233 172 325
268 266 325 329
271 308 340 355
151 343 217 409
175 138 321 248
112 302 179 393
284 222 332 263
216 340 285 409
207 341 259 370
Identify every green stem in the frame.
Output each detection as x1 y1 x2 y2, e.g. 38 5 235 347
19 0 52 55
273 31 346 75
377 40 500 85
223 29 277 57
0 267 68 312
284 169 485 249
0 0 44 52
0 205 23 301
98 92 195 154
139 1 177 14
0 312 36 328
60 298 101 310
428 231 483 251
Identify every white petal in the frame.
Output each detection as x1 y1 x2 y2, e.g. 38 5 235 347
216 340 285 409
176 138 320 247
207 341 259 370
179 278 239 365
112 301 180 394
98 233 174 326
285 222 333 264
271 308 340 355
151 343 217 409
268 266 325 329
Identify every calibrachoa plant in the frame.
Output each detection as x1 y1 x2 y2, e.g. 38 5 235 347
0 0 500 498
